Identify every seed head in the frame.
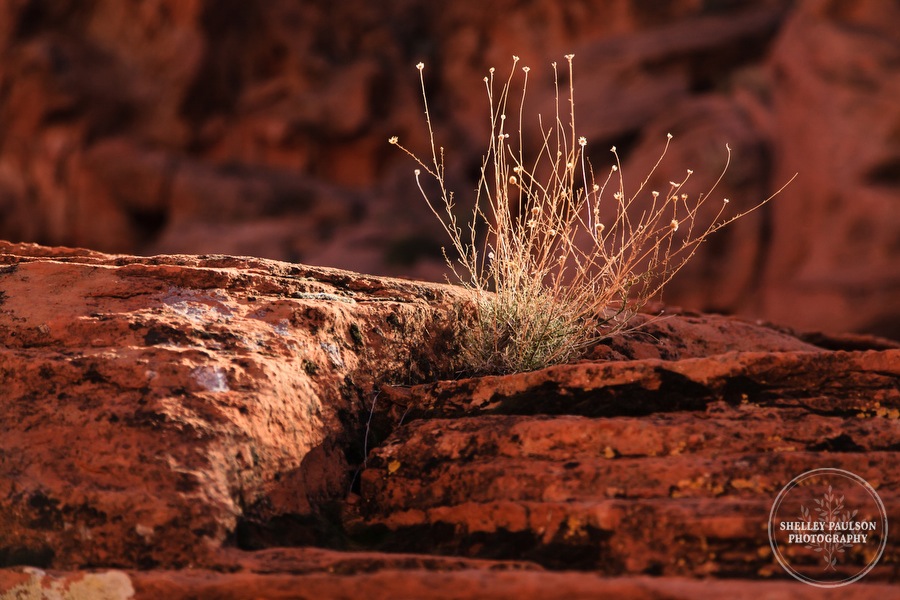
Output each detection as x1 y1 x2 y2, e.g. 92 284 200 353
578 137 587 147
416 62 424 71
670 219 679 231
388 136 398 144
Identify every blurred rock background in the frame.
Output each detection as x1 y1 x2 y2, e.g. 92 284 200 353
0 0 897 339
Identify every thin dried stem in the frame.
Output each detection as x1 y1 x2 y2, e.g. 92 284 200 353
390 57 794 375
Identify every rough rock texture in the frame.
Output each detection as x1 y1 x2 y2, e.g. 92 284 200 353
2 564 899 600
0 241 464 569
0 0 897 338
361 350 899 579
1 242 898 598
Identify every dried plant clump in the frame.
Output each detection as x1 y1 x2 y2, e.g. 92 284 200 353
391 55 793 375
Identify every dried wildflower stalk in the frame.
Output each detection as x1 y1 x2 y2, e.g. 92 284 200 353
391 55 793 375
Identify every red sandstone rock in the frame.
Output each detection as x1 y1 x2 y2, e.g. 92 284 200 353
2 566 899 600
0 1 897 338
763 0 900 337
0 241 898 596
358 341 899 579
0 241 464 568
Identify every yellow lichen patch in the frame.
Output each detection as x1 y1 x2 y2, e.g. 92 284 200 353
730 477 768 492
875 406 900 419
564 515 587 540
672 476 706 497
672 475 725 498
387 460 401 474
771 445 799 452
669 440 687 456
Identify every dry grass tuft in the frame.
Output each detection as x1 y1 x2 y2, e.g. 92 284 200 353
391 55 793 375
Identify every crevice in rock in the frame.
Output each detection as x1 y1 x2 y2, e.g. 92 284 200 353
806 434 866 453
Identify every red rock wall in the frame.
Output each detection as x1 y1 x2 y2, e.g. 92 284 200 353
0 0 897 338
0 242 897 594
